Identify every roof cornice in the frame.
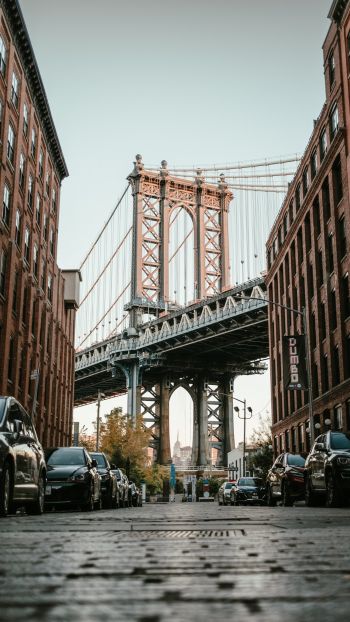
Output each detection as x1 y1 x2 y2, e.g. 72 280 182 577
0 0 69 181
328 0 349 24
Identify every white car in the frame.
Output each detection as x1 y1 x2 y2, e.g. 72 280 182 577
218 481 236 506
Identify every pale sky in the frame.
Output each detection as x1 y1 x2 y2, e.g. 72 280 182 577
19 0 331 450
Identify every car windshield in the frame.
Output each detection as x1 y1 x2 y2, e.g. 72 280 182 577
90 453 107 467
224 483 234 489
46 449 86 466
0 398 6 426
238 478 262 487
287 454 305 466
330 432 350 450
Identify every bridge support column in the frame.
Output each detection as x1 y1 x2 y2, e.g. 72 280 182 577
221 376 235 456
158 379 171 465
197 378 210 466
126 362 142 425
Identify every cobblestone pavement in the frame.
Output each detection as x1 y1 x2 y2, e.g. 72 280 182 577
1 502 350 622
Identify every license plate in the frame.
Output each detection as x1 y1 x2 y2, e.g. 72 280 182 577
252 493 258 497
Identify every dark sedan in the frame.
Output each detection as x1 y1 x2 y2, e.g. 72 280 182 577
0 396 46 516
90 452 118 508
305 431 350 507
230 477 265 505
266 453 306 506
44 447 101 511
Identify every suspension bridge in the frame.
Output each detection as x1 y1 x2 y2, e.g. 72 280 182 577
74 154 299 465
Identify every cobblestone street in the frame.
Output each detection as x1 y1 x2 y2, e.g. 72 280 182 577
1 502 350 621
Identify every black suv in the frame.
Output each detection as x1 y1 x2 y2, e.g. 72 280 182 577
304 431 350 507
90 452 118 508
0 396 46 516
266 452 305 506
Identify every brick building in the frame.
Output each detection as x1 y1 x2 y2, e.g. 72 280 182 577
0 0 80 446
266 0 350 455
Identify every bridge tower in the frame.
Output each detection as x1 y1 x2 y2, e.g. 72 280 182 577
117 155 235 465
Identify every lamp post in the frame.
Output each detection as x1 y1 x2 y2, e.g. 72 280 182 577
96 390 105 451
234 294 315 445
233 397 253 477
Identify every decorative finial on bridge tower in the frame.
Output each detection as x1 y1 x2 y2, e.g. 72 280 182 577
159 159 169 179
128 154 144 179
218 172 228 191
194 168 204 186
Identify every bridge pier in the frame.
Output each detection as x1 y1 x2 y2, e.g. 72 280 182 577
197 378 210 466
221 376 235 456
158 378 171 465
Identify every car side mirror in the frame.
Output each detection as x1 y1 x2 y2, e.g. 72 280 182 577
315 442 325 452
91 459 97 468
12 419 23 440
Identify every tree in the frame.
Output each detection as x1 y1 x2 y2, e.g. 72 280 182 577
248 413 273 480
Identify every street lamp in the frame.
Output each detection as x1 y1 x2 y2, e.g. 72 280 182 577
233 293 315 444
233 397 253 477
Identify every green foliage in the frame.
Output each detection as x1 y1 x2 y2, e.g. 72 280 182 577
248 413 273 480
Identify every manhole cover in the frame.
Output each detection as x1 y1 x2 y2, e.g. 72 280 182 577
118 529 245 538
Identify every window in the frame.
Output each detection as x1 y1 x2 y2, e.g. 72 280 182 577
320 128 327 161
289 200 294 225
48 274 53 302
313 196 321 236
330 104 339 141
322 354 329 392
329 51 335 87
295 183 301 211
0 99 3 135
27 174 34 209
49 227 55 256
35 194 41 226
341 274 350 318
332 155 343 205
291 241 296 275
328 233 334 273
24 227 30 264
41 258 46 291
310 312 316 349
33 244 38 279
322 178 331 222
31 127 36 158
308 261 314 298
38 149 43 179
0 35 7 77
305 214 311 252
7 124 15 164
19 153 25 190
330 289 337 330
302 167 309 197
297 227 303 266
52 187 57 213
43 212 48 241
317 249 324 286
334 404 343 430
22 286 28 324
12 270 18 314
2 183 10 226
338 216 347 259
11 72 19 109
15 209 21 247
333 347 340 386
8 336 14 382
45 171 50 196
311 149 318 180
23 103 28 137
320 302 326 340
0 249 7 297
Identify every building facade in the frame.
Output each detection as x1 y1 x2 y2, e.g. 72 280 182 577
266 0 350 455
0 0 79 446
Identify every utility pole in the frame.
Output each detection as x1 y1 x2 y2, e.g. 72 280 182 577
233 397 252 477
96 390 105 451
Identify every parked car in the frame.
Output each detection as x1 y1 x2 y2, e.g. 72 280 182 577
128 480 142 507
44 447 101 511
266 452 305 506
0 396 46 516
218 481 236 505
230 477 265 505
90 452 118 509
304 431 350 507
111 467 128 507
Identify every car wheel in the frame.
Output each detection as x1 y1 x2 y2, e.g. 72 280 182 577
266 485 276 507
218 500 222 505
282 482 293 507
27 473 45 515
326 472 342 508
0 462 12 517
305 476 318 507
82 486 94 512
